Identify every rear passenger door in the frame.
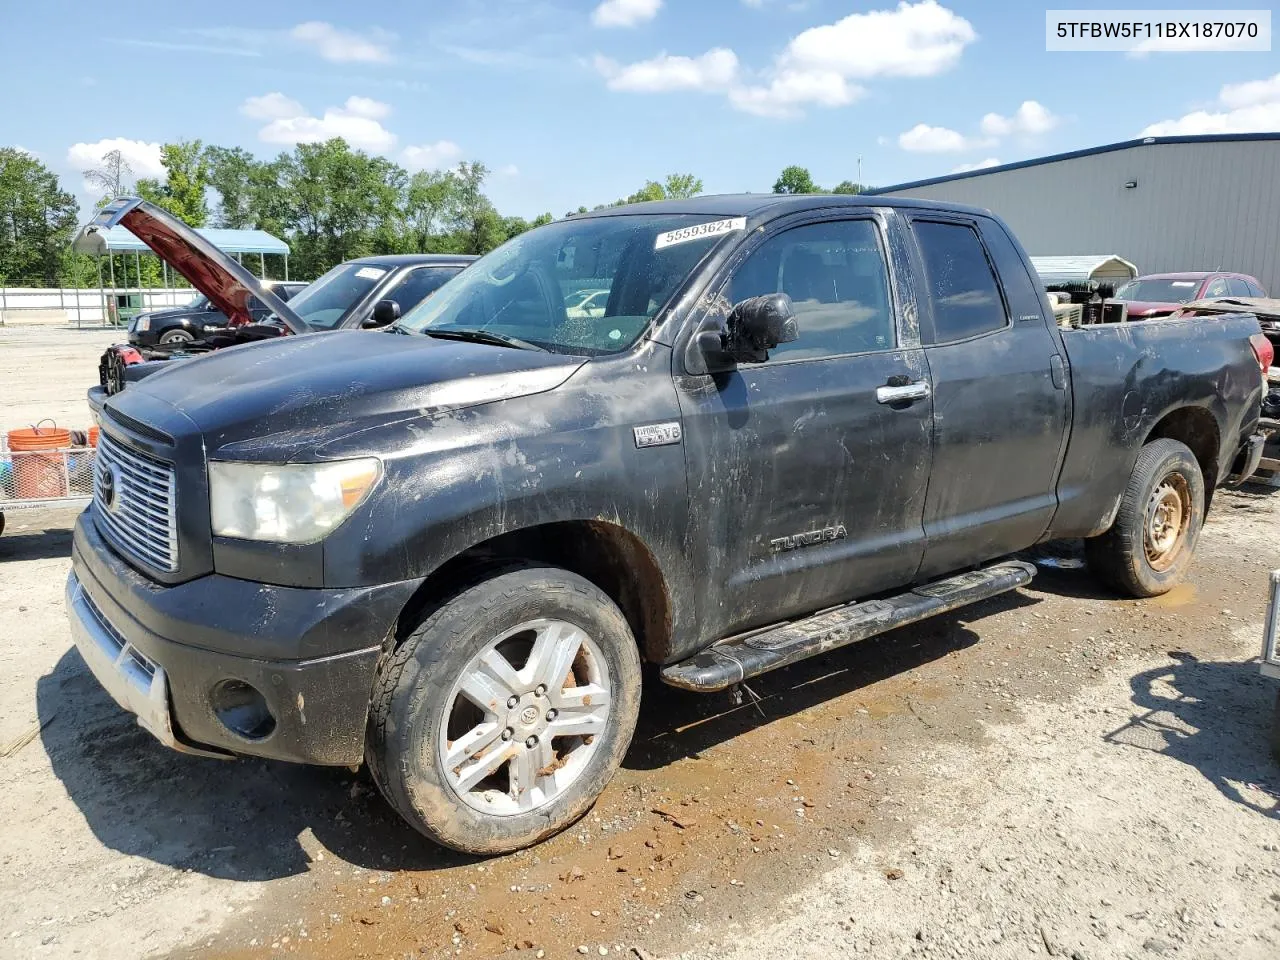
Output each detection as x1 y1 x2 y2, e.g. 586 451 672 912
907 216 1070 579
676 213 934 642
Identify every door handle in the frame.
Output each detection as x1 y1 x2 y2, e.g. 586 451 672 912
876 381 931 405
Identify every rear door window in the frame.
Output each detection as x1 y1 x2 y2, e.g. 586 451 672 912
912 220 1008 344
1227 277 1251 297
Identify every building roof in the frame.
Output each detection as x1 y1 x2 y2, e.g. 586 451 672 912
871 132 1280 195
1030 255 1138 285
92 225 290 256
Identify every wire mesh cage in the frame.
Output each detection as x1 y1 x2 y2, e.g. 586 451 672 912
0 446 97 503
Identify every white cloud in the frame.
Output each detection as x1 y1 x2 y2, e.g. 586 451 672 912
591 0 662 28
13 145 38 157
290 21 394 63
1142 71 1280 136
950 157 1000 173
243 94 398 152
240 92 307 121
979 100 1059 138
595 48 739 92
66 137 165 190
781 0 975 80
898 123 972 153
401 141 464 171
596 1 975 119
498 163 520 176
729 70 862 117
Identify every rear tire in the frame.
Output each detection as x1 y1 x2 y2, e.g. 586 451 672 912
1086 438 1205 598
159 329 195 344
366 565 642 855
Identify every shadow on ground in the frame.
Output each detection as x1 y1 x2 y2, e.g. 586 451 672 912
1106 652 1280 819
0 514 76 562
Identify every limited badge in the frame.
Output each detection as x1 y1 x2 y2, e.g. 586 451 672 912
633 422 682 448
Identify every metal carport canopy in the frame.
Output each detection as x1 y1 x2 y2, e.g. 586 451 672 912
89 225 290 256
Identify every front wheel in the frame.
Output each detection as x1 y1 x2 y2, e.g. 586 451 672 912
1086 438 1205 597
159 328 195 344
366 565 641 855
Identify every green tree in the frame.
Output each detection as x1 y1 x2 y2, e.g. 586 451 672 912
773 165 819 194
0 148 80 282
404 168 461 252
134 141 211 226
662 173 703 199
831 180 866 195
206 146 260 228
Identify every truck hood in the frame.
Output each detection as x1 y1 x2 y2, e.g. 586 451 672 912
73 197 308 333
105 330 585 453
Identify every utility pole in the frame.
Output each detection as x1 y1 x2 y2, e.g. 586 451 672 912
857 155 863 185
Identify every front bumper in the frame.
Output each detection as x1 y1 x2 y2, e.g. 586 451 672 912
68 511 419 764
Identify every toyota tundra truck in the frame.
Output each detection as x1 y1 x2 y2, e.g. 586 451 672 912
68 195 1270 854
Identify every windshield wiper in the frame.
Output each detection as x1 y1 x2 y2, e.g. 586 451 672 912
385 322 415 335
424 328 546 352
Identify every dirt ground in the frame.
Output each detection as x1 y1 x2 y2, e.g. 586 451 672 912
2 328 1279 960
0 325 120 430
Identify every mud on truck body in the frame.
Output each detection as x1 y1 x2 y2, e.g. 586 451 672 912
69 194 1269 854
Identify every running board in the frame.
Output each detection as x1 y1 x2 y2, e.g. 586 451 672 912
660 560 1037 692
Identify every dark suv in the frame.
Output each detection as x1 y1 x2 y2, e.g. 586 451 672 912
128 282 307 346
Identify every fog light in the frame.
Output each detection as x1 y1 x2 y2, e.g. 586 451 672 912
210 679 276 740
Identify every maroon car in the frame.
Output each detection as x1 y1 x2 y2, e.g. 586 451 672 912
1114 271 1268 319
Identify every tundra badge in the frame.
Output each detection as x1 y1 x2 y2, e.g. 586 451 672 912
634 422 682 448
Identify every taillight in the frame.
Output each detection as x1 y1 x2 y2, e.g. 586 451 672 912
1250 332 1275 374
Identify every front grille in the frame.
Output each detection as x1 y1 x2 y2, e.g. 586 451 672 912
94 432 178 572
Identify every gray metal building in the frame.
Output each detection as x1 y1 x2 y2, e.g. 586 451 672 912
874 133 1280 295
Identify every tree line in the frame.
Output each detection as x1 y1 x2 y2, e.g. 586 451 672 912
0 140 863 288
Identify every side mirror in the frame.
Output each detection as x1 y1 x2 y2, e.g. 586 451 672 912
364 299 401 329
727 293 798 362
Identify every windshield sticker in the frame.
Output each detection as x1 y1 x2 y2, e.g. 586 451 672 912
654 217 747 251
355 266 387 280
1171 281 1197 287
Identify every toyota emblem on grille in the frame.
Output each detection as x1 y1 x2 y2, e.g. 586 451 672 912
98 463 122 513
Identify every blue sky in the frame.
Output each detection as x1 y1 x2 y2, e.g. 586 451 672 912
2 0 1278 219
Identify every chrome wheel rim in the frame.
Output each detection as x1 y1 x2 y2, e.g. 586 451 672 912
1145 473 1191 571
438 619 611 816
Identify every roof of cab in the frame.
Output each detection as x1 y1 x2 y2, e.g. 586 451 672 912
572 193 996 221
348 253 479 267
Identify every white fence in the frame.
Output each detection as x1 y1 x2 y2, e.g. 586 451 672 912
0 287 198 327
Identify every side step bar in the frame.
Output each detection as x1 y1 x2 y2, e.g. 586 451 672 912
660 560 1036 692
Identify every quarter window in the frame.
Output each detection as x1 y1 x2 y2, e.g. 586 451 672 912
724 219 895 361
913 220 1007 344
1227 277 1251 297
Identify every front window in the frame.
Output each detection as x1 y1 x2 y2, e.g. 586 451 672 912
398 215 739 355
286 262 390 329
1114 278 1202 304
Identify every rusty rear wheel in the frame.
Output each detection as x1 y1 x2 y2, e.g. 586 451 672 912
1086 439 1205 598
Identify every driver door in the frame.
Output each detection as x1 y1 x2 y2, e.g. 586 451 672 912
675 213 934 644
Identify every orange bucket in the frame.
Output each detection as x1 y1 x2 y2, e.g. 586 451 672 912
88 426 100 447
8 423 71 499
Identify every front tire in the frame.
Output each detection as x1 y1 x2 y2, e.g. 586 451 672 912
366 566 641 855
1086 438 1205 597
159 329 195 344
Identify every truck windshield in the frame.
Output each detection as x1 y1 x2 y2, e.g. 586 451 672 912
397 215 739 355
286 262 389 329
1114 278 1202 303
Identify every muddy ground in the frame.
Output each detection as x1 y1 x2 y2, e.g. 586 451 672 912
1 327 1279 960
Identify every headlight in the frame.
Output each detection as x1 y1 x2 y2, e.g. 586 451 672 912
209 459 381 543
135 316 150 331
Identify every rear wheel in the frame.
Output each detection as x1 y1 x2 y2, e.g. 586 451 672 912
366 566 641 854
159 328 195 344
1086 438 1205 597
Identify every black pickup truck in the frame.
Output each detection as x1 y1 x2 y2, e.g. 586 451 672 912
69 194 1269 854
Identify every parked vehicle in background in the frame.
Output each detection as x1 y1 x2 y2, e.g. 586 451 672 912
128 283 306 347
75 198 477 394
1114 271 1267 319
564 289 609 318
70 194 1268 856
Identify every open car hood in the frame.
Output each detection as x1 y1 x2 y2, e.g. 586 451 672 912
73 197 309 334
